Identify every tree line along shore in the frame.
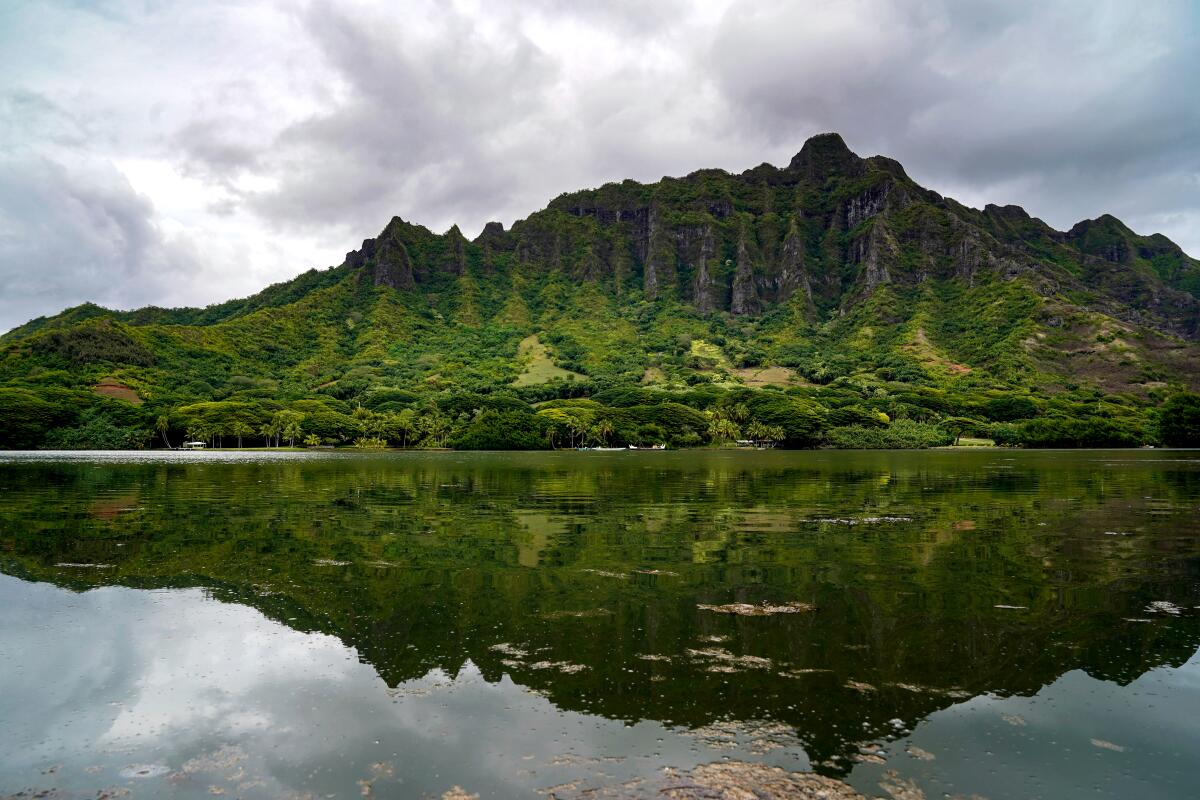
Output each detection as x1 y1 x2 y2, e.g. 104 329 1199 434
4 380 1197 451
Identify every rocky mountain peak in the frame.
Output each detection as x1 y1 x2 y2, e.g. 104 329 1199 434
787 133 863 182
477 221 506 240
984 203 1032 221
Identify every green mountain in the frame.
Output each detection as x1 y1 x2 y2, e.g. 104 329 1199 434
2 133 1199 450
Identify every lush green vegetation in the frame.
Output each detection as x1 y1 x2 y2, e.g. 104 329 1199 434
1 365 1186 450
2 134 1197 451
825 419 954 449
1158 392 1200 446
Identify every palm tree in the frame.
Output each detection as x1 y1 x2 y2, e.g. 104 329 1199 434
594 419 614 446
707 417 740 444
303 434 321 447
230 420 251 448
421 414 450 447
746 420 769 443
283 419 302 447
395 408 416 448
368 413 389 440
568 418 588 448
156 415 172 449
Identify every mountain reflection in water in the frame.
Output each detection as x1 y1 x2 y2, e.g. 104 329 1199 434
1 449 1198 799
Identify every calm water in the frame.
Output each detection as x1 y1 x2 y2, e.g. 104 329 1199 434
1 449 1198 799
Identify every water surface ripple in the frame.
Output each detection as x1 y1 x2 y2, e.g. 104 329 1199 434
1 449 1198 798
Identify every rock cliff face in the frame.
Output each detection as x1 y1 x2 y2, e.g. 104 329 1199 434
333 133 1200 341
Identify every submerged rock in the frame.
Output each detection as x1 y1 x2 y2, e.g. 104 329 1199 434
844 680 877 692
540 608 613 619
662 761 865 799
879 770 926 800
680 720 802 755
118 764 170 779
906 745 936 761
1090 738 1126 752
687 647 772 671
698 602 815 616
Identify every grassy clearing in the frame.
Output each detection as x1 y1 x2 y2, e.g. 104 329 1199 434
689 339 730 369
641 367 667 384
732 366 803 388
92 379 142 405
902 327 972 375
513 335 584 387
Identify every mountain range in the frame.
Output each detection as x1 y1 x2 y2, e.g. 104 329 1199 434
2 133 1198 449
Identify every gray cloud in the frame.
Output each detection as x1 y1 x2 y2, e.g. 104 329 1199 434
0 0 1197 332
0 151 203 328
704 1 1200 237
244 0 562 234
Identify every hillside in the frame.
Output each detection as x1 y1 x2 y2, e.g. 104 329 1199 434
2 133 1199 450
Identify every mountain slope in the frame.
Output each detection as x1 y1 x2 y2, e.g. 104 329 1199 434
2 133 1199 450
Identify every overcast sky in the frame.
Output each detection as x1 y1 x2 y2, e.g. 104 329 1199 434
1 0 1197 333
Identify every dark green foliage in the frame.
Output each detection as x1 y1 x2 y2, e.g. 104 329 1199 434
437 392 530 417
990 423 1022 447
825 420 954 449
292 402 361 443
592 387 668 407
1013 416 1145 448
0 388 82 448
612 403 709 445
362 388 420 409
31 321 154 367
1158 393 1200 446
983 396 1039 422
451 409 549 450
827 405 887 428
513 381 596 404
742 393 827 447
44 407 150 449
